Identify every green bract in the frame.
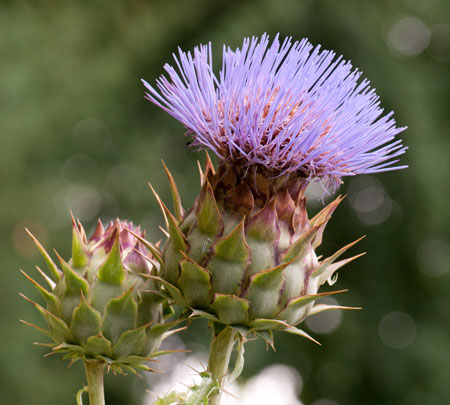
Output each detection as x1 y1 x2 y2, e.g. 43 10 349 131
153 158 362 345
22 218 178 374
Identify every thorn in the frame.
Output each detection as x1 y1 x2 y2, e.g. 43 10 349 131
161 159 185 222
197 160 205 185
158 226 170 239
35 266 56 289
25 228 61 281
127 228 163 266
148 182 168 229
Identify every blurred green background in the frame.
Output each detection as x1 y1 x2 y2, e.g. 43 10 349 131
2 0 449 404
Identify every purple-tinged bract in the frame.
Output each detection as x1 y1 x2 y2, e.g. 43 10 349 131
143 34 406 186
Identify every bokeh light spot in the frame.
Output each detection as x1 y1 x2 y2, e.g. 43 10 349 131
54 184 102 222
379 311 416 349
388 16 430 56
229 364 302 405
305 297 342 335
348 176 392 225
417 238 450 277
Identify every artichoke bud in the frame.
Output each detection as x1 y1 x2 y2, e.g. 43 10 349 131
157 160 363 344
22 218 178 374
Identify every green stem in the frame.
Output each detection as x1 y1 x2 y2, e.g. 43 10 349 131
83 360 105 405
207 325 237 405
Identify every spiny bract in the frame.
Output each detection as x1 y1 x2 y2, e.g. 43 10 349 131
150 159 362 345
21 218 179 374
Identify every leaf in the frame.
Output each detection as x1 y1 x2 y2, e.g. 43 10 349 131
208 219 250 295
113 323 149 359
97 234 125 285
70 299 102 345
71 220 89 269
195 181 223 237
102 289 138 343
210 294 250 325
178 256 212 308
277 289 348 325
20 270 60 315
83 335 113 358
244 262 287 319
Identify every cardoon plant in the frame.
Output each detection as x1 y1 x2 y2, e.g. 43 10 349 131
143 34 407 403
21 218 181 405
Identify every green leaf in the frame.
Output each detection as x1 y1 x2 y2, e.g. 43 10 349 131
246 200 279 243
72 224 89 269
59 257 89 296
244 263 287 319
113 324 148 359
45 310 72 343
247 318 290 331
162 241 184 285
20 270 60 316
279 225 318 263
244 201 279 279
277 290 348 325
90 281 123 314
178 257 212 308
210 294 250 325
195 181 223 237
152 276 187 307
21 293 72 344
83 335 113 358
136 290 164 326
97 236 125 285
190 309 220 323
208 219 250 296
102 289 138 343
164 201 188 252
70 299 102 345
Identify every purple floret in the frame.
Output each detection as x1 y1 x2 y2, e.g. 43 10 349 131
143 33 407 185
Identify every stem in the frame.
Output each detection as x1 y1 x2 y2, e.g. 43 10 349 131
207 325 237 405
83 360 105 405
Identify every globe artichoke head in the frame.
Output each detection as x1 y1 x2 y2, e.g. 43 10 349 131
155 159 363 343
22 218 177 374
143 34 406 344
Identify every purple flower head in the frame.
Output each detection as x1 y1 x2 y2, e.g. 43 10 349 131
143 34 407 186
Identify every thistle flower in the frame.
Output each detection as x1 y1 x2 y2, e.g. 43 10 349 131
21 218 178 375
143 33 407 188
142 34 407 403
143 34 406 345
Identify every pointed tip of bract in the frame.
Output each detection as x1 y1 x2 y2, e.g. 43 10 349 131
25 228 61 282
148 182 169 229
161 159 185 222
204 151 216 175
72 221 89 269
89 219 105 243
97 231 126 285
